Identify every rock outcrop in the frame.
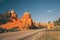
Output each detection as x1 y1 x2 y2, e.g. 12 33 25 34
0 10 55 31
0 10 33 30
47 22 55 29
19 12 33 30
40 22 47 27
21 12 33 27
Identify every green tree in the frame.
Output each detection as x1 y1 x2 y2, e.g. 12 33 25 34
54 18 60 26
0 12 11 24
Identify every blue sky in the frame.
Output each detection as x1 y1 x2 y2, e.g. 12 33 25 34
0 0 60 22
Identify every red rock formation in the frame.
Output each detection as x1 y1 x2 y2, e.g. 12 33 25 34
1 18 20 30
21 12 33 28
0 11 33 30
40 22 47 27
9 10 17 21
47 22 55 29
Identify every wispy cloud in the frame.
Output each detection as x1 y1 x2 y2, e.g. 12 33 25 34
46 9 54 13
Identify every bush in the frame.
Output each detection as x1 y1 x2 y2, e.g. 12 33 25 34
54 18 60 26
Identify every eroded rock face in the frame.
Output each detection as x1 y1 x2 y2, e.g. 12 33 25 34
47 22 55 29
0 11 33 30
1 18 20 30
9 10 17 21
1 10 55 30
21 12 33 28
40 22 47 27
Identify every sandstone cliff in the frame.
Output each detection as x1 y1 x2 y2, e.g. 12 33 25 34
0 10 33 31
0 10 55 31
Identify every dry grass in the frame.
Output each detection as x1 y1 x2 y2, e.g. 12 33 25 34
31 31 60 40
55 26 60 31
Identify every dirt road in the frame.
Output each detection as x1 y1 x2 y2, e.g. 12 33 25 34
0 28 46 40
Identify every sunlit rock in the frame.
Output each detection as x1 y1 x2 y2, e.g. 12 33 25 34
47 22 55 29
0 11 33 31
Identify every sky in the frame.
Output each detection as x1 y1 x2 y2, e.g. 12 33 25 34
0 0 60 22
